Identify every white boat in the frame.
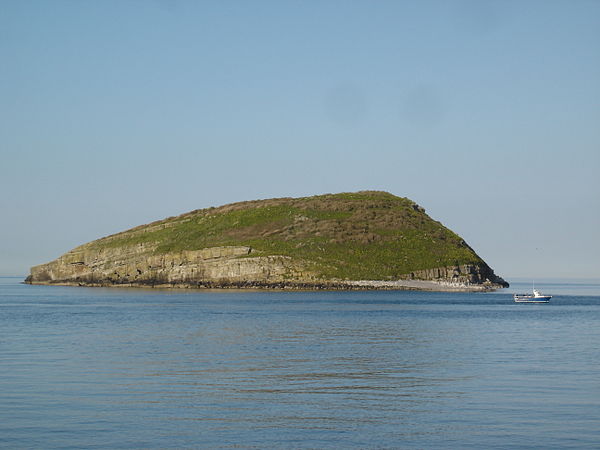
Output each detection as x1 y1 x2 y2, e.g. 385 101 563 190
514 287 551 303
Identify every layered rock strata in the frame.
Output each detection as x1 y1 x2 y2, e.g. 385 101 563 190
26 244 506 291
27 245 308 288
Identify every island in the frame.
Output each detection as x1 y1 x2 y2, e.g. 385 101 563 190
25 191 508 291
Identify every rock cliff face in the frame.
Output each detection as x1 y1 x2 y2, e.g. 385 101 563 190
28 244 308 288
405 264 505 285
26 191 508 291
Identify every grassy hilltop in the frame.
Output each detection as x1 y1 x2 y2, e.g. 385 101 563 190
89 191 487 282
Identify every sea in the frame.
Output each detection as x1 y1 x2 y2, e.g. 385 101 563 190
1 277 599 449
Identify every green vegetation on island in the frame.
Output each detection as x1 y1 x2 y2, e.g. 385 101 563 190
88 191 487 282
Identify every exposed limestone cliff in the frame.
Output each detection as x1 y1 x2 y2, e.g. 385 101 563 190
28 244 308 288
26 191 508 291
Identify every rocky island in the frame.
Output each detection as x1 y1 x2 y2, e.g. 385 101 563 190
26 191 508 291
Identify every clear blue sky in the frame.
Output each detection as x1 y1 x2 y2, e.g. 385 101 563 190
1 0 599 279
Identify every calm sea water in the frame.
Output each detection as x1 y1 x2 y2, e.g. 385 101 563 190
1 277 599 449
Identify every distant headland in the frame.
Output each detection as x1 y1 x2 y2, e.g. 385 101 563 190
25 191 508 291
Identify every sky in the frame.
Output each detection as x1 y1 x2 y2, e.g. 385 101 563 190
1 0 599 279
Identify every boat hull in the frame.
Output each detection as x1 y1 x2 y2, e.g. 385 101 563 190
514 298 550 303
514 295 551 303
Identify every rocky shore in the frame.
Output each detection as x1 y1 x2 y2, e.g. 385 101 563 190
25 278 501 292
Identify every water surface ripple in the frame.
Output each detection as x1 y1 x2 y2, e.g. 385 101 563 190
1 278 599 448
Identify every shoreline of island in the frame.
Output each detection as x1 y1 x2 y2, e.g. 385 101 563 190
24 278 505 292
